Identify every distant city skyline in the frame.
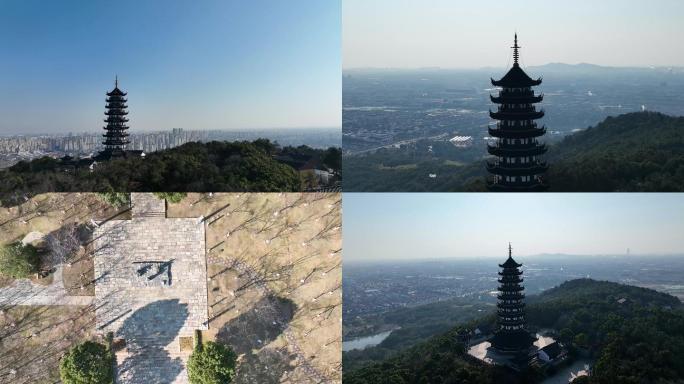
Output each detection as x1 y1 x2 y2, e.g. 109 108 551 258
344 193 684 261
0 0 340 135
343 0 684 69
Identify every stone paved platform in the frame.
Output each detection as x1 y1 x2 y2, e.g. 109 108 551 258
0 265 93 306
93 196 208 384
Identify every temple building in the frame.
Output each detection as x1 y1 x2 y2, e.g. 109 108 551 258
487 34 548 191
96 77 142 160
490 243 535 356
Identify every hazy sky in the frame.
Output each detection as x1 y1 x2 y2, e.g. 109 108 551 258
344 193 684 262
0 0 340 135
343 0 684 69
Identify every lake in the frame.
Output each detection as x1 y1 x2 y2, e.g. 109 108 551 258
342 330 394 352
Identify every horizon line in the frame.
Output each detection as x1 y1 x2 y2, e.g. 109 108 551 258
344 253 684 264
343 62 684 71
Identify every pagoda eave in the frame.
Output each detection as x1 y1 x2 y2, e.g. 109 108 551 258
490 110 544 120
490 94 544 104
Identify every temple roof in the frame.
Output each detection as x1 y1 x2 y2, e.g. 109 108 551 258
106 76 127 96
491 65 542 88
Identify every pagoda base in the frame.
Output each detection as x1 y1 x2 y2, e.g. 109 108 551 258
487 181 549 192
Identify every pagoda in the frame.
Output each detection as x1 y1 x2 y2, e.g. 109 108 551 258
101 76 130 157
487 34 548 191
490 243 535 356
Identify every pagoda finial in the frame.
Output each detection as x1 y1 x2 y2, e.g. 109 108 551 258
508 242 512 258
511 33 520 66
115 75 118 89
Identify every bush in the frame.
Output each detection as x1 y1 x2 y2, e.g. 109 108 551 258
153 192 187 204
188 340 237 384
59 340 114 384
97 192 130 208
0 242 39 278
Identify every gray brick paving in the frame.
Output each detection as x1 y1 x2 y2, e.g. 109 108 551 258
0 265 93 306
94 194 208 384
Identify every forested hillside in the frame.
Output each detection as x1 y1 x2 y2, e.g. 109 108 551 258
343 279 684 384
0 140 341 204
343 112 684 192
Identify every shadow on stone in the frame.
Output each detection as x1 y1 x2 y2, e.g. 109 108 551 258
216 295 297 383
234 347 297 384
116 299 189 383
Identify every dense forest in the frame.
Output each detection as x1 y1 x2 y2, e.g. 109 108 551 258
343 112 684 192
0 140 341 204
343 279 684 384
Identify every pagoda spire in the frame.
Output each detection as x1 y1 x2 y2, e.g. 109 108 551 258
115 74 118 88
512 33 520 66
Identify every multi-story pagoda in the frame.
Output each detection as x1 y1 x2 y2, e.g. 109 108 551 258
101 76 131 157
487 34 548 191
490 243 535 356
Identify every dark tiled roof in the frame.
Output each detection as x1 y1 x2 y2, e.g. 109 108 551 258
491 64 542 88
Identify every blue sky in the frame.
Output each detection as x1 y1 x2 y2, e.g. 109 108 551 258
343 193 684 261
0 0 340 134
344 0 684 68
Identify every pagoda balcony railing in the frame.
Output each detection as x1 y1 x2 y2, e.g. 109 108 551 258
105 110 129 115
487 143 547 157
105 118 129 123
498 285 524 292
498 270 523 276
498 295 525 301
497 302 525 309
489 109 544 121
488 126 546 139
499 89 534 97
488 178 548 192
102 133 130 137
498 277 524 284
486 162 549 176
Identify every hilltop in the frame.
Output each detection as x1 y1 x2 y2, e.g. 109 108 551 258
343 279 684 384
0 140 341 204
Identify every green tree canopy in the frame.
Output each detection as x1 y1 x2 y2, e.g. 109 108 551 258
153 192 187 204
188 341 237 384
0 242 39 278
59 341 114 384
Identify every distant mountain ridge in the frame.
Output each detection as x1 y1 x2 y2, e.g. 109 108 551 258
343 279 684 384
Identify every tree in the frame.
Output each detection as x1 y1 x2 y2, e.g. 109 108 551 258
574 332 589 349
322 147 342 173
59 341 114 384
188 338 237 384
0 242 39 278
97 192 130 208
153 192 187 204
559 328 574 343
